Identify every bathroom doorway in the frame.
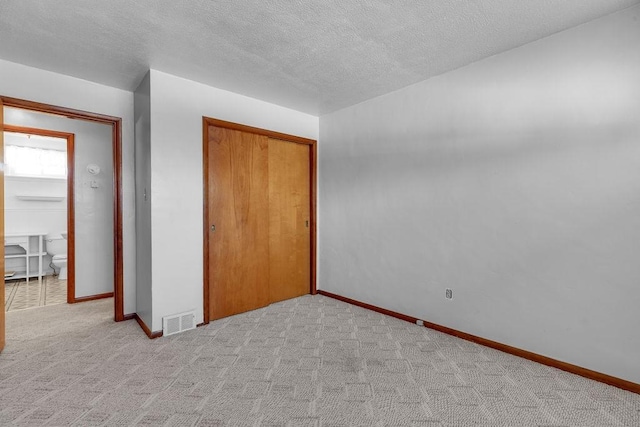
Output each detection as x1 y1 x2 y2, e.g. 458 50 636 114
3 125 75 310
0 96 124 355
3 106 116 304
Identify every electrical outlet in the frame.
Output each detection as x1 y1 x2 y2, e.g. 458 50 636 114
445 288 453 300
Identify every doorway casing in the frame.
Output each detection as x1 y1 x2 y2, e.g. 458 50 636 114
3 124 77 302
0 95 125 321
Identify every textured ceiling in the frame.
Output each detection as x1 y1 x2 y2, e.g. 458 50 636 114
1 0 638 115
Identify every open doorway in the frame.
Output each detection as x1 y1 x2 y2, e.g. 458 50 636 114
1 97 124 351
3 126 74 310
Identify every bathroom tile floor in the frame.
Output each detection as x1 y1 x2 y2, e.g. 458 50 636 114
3 275 67 312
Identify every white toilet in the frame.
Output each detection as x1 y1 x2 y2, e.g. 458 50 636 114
46 233 68 280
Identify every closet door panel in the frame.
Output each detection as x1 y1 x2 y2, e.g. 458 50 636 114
268 138 311 303
208 126 270 320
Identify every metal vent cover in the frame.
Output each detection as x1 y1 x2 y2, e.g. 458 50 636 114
162 311 196 336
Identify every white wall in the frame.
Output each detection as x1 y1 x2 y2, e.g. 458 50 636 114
0 59 136 313
4 177 67 242
134 72 152 328
319 6 640 384
4 176 66 276
148 70 319 331
4 108 115 298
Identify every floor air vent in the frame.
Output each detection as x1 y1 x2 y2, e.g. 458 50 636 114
163 311 196 336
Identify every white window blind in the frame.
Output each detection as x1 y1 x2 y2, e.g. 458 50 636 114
5 145 67 178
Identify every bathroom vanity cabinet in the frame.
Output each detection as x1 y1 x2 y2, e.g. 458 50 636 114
4 232 47 282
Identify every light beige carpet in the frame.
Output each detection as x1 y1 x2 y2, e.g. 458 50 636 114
0 295 638 426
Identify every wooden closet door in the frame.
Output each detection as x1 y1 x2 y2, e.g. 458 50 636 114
268 138 311 303
208 126 270 320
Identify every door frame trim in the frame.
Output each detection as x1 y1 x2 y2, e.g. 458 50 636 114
202 117 317 325
1 96 125 321
3 124 76 301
